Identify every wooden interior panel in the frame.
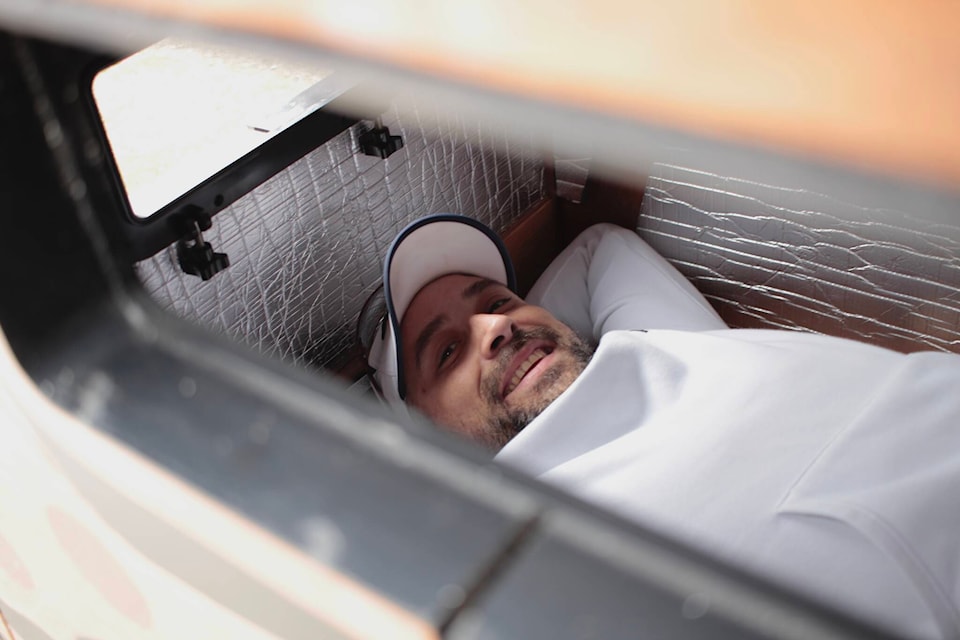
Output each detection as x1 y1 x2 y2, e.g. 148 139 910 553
502 198 562 298
558 171 646 244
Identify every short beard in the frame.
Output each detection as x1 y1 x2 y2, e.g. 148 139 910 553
478 326 595 450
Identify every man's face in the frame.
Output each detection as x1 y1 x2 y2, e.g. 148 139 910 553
400 274 594 450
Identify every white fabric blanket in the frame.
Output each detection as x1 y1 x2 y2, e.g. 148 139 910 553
498 224 960 639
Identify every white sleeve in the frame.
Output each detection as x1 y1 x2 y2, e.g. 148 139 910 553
526 223 726 340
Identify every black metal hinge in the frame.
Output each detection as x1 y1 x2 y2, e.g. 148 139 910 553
172 207 230 281
358 118 404 159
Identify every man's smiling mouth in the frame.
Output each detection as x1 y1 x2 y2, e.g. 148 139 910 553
503 346 552 397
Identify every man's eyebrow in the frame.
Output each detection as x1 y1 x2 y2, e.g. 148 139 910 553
461 278 501 299
414 314 447 372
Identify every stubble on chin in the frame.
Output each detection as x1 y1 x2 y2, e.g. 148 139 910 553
480 327 595 451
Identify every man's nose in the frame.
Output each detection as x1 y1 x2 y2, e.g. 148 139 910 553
472 313 515 360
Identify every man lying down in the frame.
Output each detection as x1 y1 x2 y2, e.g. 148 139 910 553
363 214 960 640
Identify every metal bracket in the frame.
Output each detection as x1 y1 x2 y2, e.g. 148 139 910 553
173 207 230 281
358 117 404 159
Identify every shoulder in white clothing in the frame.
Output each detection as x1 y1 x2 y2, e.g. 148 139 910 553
526 223 725 340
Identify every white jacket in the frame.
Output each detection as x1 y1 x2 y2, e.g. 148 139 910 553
497 224 960 640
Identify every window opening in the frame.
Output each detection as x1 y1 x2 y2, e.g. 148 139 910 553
92 37 338 219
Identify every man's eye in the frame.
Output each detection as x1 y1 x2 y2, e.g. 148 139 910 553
438 342 457 368
488 298 510 313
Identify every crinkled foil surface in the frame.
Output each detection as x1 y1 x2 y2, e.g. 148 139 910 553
139 110 960 368
640 162 960 354
136 95 545 369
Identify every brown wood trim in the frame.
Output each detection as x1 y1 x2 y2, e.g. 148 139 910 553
501 197 561 298
559 170 646 245
331 342 369 384
542 153 557 200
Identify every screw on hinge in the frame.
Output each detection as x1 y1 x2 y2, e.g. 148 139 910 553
174 209 229 281
358 117 404 159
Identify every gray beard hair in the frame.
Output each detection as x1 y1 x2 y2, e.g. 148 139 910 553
478 326 596 450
